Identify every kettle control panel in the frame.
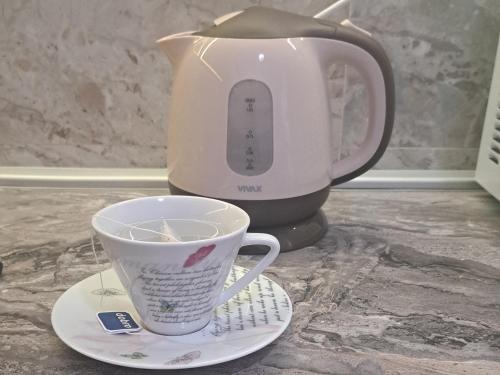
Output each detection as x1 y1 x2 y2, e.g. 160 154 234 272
227 79 273 176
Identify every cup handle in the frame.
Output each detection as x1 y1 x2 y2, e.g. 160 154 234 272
216 233 280 306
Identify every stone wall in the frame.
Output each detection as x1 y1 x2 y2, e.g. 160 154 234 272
0 0 498 169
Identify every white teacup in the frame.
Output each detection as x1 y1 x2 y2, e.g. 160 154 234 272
92 195 280 335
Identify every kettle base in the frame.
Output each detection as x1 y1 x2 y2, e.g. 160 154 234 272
168 182 329 253
242 210 328 254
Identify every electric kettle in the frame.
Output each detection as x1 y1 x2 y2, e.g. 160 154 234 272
157 6 395 251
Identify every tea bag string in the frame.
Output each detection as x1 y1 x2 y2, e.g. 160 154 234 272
95 215 222 242
90 229 105 296
95 214 181 241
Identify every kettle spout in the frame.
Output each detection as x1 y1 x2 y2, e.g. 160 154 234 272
156 31 196 68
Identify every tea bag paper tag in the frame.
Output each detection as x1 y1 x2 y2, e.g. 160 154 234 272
161 220 181 242
96 312 141 334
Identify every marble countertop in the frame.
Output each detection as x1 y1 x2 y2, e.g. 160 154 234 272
0 188 499 374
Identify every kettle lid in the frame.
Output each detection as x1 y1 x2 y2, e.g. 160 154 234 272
193 6 339 39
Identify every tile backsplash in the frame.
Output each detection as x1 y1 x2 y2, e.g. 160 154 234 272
0 0 499 170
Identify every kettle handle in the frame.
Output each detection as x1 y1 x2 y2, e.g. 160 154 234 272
314 26 395 185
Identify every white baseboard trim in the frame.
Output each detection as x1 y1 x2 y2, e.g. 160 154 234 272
335 169 478 189
0 167 478 189
0 167 168 188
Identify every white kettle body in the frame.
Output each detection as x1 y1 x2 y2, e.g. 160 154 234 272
158 7 395 249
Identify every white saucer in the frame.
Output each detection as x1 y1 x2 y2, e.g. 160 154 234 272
51 266 292 369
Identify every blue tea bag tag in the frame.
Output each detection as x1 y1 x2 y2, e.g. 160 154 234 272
96 312 141 334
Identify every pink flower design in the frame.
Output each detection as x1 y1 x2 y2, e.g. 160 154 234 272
183 244 216 268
